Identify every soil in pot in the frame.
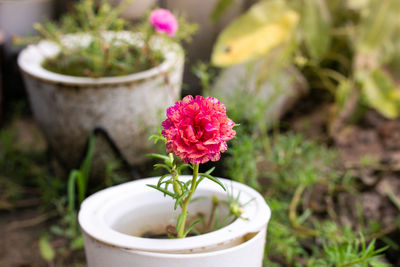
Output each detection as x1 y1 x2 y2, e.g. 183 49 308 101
42 40 164 77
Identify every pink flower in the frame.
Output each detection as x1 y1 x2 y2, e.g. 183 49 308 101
149 9 178 37
162 96 236 165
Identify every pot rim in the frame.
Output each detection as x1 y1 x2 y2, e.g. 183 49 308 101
78 176 271 253
111 228 266 258
17 31 183 86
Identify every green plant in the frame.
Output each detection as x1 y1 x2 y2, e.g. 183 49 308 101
147 137 230 238
313 235 389 267
49 134 95 253
225 135 260 190
215 108 392 265
146 95 239 239
192 62 218 97
0 127 54 207
67 134 94 214
20 0 196 77
211 0 400 132
193 52 397 264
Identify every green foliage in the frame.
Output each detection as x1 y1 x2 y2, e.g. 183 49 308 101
212 0 400 120
39 235 56 262
0 119 133 262
316 236 389 267
47 134 95 253
147 134 245 238
192 62 218 96
210 0 234 23
147 149 226 237
357 68 400 119
0 126 60 208
356 0 400 53
174 11 199 43
42 38 162 77
226 135 260 190
23 0 196 77
301 0 332 62
104 160 128 187
266 133 339 189
0 129 46 186
67 134 94 213
213 92 391 265
226 131 392 266
32 0 161 77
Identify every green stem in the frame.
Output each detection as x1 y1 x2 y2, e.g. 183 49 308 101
172 170 182 197
338 257 368 267
177 164 199 238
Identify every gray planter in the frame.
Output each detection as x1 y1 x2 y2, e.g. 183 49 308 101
18 33 184 173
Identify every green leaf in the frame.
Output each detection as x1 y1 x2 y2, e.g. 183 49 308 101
183 219 202 237
301 0 332 61
146 184 175 198
216 213 234 229
75 171 86 206
198 173 226 191
211 0 299 67
153 164 172 173
157 174 171 187
174 190 189 210
358 69 400 119
67 170 79 213
81 133 95 182
147 153 170 162
195 167 216 189
39 236 55 262
65 133 94 207
357 0 400 52
335 79 353 109
177 164 191 174
205 166 216 175
50 225 63 236
70 235 84 250
210 0 234 23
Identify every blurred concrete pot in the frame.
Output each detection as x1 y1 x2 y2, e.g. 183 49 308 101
18 32 184 172
79 176 271 267
0 0 53 54
212 61 308 125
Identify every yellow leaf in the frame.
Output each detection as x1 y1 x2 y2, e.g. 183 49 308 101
39 236 55 262
359 69 400 119
211 0 299 67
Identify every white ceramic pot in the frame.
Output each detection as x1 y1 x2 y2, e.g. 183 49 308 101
79 176 271 267
18 33 184 171
0 0 53 54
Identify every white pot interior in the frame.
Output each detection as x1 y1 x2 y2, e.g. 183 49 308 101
79 177 270 254
110 188 231 237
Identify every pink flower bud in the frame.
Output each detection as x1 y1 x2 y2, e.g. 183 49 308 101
149 9 178 37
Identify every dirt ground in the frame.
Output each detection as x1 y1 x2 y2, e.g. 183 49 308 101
1 208 50 267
